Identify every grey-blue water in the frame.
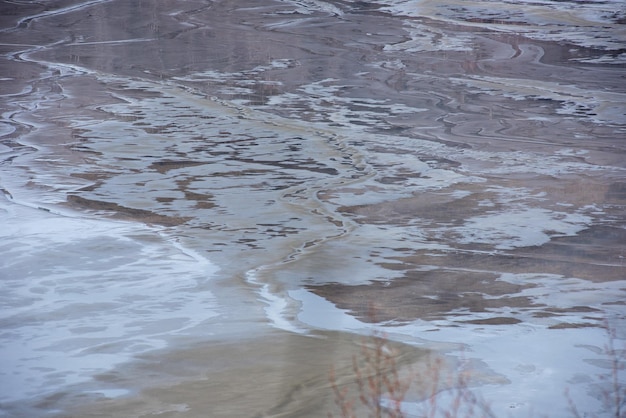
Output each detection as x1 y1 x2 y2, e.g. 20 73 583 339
1 1 625 416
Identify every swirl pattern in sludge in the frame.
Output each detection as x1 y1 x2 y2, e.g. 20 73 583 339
0 1 624 417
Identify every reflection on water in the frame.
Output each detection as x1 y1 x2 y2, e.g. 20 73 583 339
1 0 625 417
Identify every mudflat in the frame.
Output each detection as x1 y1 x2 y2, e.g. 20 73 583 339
1 1 624 417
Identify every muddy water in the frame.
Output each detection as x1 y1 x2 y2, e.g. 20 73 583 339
1 1 625 417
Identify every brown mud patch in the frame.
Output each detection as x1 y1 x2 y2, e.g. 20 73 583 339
49 330 503 418
308 270 535 324
307 225 624 326
66 194 190 226
387 225 626 283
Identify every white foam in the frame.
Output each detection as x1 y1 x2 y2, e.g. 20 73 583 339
452 207 592 250
14 0 115 29
389 325 617 417
382 20 474 52
448 73 626 125
375 0 626 51
282 0 344 16
0 197 219 402
245 269 309 334
290 289 365 331
498 273 626 311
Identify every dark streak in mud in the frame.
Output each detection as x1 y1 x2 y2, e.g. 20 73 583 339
66 195 190 226
148 160 208 174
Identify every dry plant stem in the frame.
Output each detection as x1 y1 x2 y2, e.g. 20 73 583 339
427 356 494 418
330 331 497 418
329 332 410 418
566 321 626 418
354 333 408 418
332 320 623 418
329 366 356 418
427 357 443 418
605 325 625 418
565 387 584 418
